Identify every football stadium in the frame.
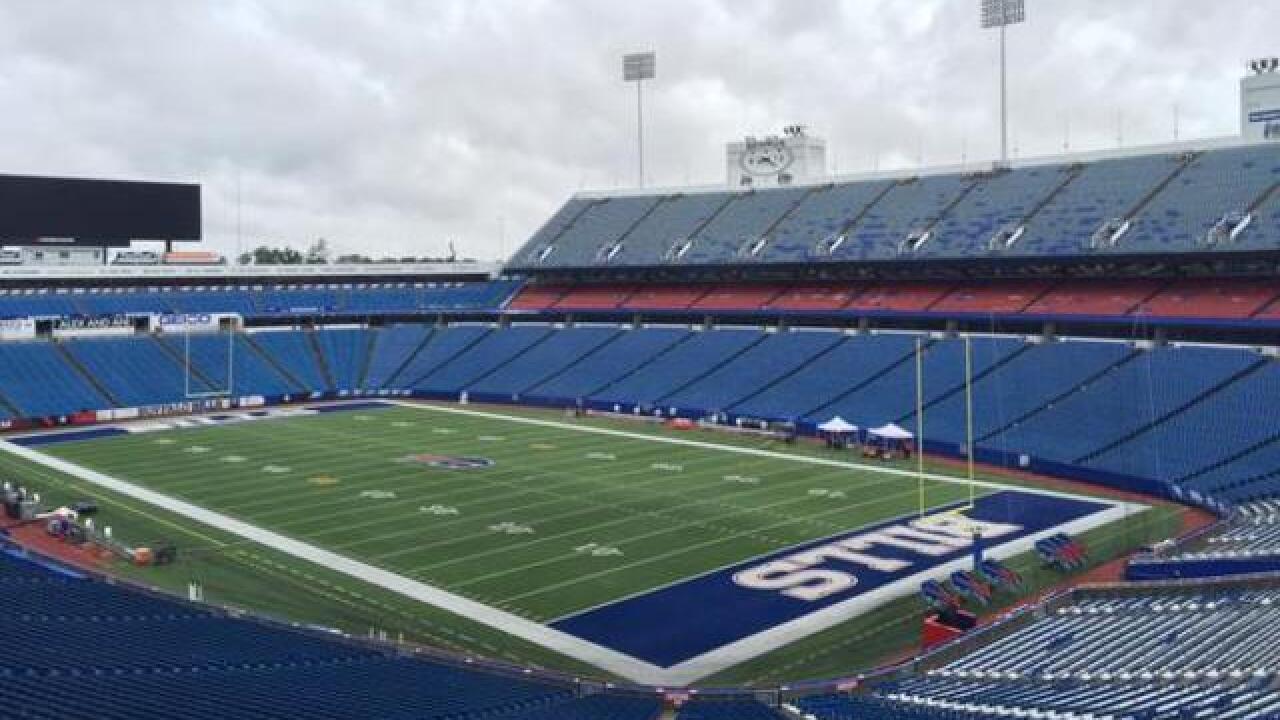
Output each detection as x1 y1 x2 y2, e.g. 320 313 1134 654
1 1 1280 717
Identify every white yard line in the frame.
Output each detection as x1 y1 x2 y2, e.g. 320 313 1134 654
659 502 1142 686
1 400 1148 686
0 438 669 684
394 401 1086 500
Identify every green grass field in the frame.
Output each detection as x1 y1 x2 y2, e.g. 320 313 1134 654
3 401 1183 685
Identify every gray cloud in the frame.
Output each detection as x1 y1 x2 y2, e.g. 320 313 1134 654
0 0 1271 261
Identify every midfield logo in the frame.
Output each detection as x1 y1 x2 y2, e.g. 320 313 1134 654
403 453 495 470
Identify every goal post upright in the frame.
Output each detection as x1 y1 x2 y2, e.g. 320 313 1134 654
182 322 235 401
916 336 926 518
964 334 976 511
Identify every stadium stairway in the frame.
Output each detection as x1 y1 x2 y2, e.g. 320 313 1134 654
305 328 338 392
726 330 857 413
799 337 933 423
1099 151 1197 252
53 340 122 408
1071 353 1271 466
958 342 1139 446
609 326 768 409
415 325 555 394
242 331 320 394
466 326 623 400
151 333 220 393
370 325 436 389
0 389 21 419
356 327 380 388
394 325 492 389
523 327 693 404
659 330 844 413
312 327 370 393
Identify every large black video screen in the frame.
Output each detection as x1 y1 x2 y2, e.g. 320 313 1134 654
0 174 200 246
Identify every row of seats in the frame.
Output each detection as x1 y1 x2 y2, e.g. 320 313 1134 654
2 325 1279 506
0 550 661 720
509 278 1280 320
0 280 520 319
789 588 1280 720
513 144 1280 269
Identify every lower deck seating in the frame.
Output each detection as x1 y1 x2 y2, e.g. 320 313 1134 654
677 698 786 719
63 336 196 408
590 329 765 407
790 587 1280 720
314 328 372 391
0 341 111 417
0 549 591 720
362 325 431 389
2 324 1279 506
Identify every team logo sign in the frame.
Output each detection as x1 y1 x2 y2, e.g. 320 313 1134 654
403 453 495 470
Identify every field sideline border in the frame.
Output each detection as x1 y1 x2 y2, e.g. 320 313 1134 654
0 399 1144 686
394 400 1113 501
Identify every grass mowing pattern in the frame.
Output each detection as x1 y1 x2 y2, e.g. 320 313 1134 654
16 402 1174 684
44 404 978 622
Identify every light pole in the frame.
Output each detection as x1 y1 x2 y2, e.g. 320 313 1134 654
623 51 655 187
980 0 1025 166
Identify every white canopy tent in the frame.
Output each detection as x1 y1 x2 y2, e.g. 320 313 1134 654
817 416 858 434
867 423 914 440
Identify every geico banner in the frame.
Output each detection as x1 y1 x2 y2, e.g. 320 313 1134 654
0 318 35 340
155 312 239 332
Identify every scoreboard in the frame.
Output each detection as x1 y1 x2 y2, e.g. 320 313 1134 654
0 174 200 246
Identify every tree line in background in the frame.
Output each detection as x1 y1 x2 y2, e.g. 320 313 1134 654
236 238 465 265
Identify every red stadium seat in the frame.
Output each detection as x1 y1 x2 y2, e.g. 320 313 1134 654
508 285 568 310
768 285 862 311
624 285 710 310
553 285 635 310
690 285 786 310
1132 279 1279 319
931 281 1054 314
848 282 953 312
1023 280 1164 316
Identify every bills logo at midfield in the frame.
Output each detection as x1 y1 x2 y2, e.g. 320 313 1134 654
404 453 495 470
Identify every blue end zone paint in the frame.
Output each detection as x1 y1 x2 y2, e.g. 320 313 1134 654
551 490 1111 668
9 427 130 447
310 400 396 413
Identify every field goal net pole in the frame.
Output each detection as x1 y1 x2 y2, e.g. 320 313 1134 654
183 325 235 401
916 336 926 518
964 335 976 511
918 334 979 522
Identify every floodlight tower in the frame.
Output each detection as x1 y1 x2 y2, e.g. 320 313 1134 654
980 0 1025 166
623 51 656 187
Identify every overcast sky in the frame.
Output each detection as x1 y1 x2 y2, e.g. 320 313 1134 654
0 0 1274 261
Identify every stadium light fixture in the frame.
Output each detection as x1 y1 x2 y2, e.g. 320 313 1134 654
980 0 1025 166
623 51 656 187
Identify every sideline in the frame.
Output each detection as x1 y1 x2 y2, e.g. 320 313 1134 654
0 437 669 684
0 401 1145 686
396 401 1094 501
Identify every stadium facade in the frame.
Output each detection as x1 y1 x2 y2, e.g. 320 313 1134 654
0 64 1279 719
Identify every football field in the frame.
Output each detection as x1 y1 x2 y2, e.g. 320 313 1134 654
7 401 1139 684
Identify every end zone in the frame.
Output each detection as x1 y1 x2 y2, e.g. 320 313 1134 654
551 489 1131 681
